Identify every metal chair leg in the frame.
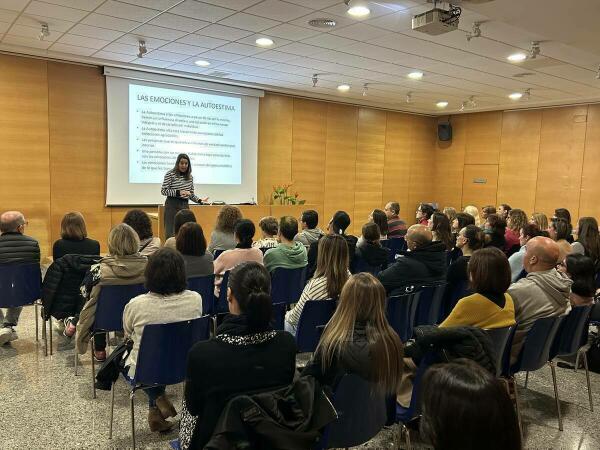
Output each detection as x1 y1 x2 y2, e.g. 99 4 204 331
548 361 563 431
43 317 48 357
109 381 116 439
582 351 594 411
49 317 53 356
403 423 412 450
91 338 97 399
74 348 79 376
575 351 581 373
524 371 529 389
511 377 524 442
130 391 136 449
35 303 39 342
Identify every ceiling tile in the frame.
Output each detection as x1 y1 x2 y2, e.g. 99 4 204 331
159 41 207 55
199 0 264 10
145 49 189 62
250 49 299 63
365 10 413 32
132 57 173 68
234 56 278 69
24 1 89 22
197 23 253 41
94 49 137 62
0 8 19 22
17 15 77 34
283 0 339 8
149 12 209 33
195 49 244 63
217 42 266 56
103 41 138 54
277 42 328 57
301 33 356 50
41 0 105 10
218 12 280 32
95 1 160 22
120 0 181 10
169 1 235 23
81 13 141 32
132 23 188 41
0 22 9 33
244 0 312 22
177 33 228 49
2 34 52 49
117 33 170 49
264 23 321 41
330 23 393 41
7 24 62 42
50 42 98 56
57 33 110 49
168 62 203 72
69 24 125 41
1 0 30 12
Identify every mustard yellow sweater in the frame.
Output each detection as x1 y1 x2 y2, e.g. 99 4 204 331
440 293 516 329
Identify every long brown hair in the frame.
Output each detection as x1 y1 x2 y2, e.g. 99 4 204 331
314 235 349 299
577 217 600 266
507 209 527 232
317 273 404 394
431 212 453 250
60 211 87 240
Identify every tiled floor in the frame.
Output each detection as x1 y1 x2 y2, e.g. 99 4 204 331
2 307 600 449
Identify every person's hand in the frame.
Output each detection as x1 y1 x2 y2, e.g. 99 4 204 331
180 190 190 198
201 197 209 203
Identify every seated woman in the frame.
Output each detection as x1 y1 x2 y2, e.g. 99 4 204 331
429 212 453 251
303 273 403 392
164 209 196 249
559 253 596 307
176 222 214 277
420 359 521 450
123 209 161 256
483 214 506 250
463 205 481 227
76 223 147 361
355 222 388 270
182 262 296 449
285 234 349 335
508 224 541 282
53 211 100 260
446 225 484 292
213 219 263 297
549 218 573 263
505 209 527 256
443 207 457 226
123 247 202 433
208 205 243 254
370 209 389 240
440 247 515 329
252 216 279 251
530 212 549 237
571 217 600 269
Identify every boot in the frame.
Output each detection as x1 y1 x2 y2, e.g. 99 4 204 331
156 394 177 419
148 407 174 432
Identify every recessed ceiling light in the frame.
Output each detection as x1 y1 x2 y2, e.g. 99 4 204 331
347 5 370 17
255 37 274 47
509 92 523 100
436 101 449 108
337 84 351 92
194 60 210 67
507 52 527 62
407 71 424 80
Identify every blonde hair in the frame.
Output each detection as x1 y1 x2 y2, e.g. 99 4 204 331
107 223 139 257
531 212 549 231
315 235 349 299
508 209 528 232
60 211 87 240
317 273 404 394
463 205 481 227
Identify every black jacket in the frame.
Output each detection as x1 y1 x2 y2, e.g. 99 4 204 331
0 232 40 264
355 241 388 271
377 242 447 295
53 237 100 260
183 315 297 449
42 254 102 320
307 234 358 279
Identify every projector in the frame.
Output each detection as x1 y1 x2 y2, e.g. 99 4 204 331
412 7 459 35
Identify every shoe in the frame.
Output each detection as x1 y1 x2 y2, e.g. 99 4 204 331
0 327 12 346
148 407 174 432
156 395 177 419
93 350 107 362
63 318 76 338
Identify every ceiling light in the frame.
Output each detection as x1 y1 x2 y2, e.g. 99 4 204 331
255 37 274 47
137 40 147 58
345 1 370 17
509 92 523 100
194 60 210 67
337 84 351 92
408 71 424 80
507 52 527 62
436 101 449 108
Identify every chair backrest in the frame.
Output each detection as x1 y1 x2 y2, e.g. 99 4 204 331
382 238 407 263
93 283 146 332
0 262 42 307
213 249 224 260
352 256 385 276
214 271 230 314
511 316 564 374
271 266 307 305
440 280 470 322
319 373 387 449
386 291 419 342
134 316 211 386
483 325 514 377
187 274 216 316
414 283 447 326
271 302 286 331
551 305 593 358
516 269 528 281
296 299 336 353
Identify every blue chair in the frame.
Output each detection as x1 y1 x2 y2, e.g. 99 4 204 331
213 249 224 259
440 280 470 322
386 290 419 342
483 324 516 377
187 275 215 316
271 267 307 305
82 283 146 398
414 283 447 326
382 238 407 264
0 262 42 341
109 316 211 448
352 256 386 275
516 269 527 281
317 374 387 449
271 302 286 331
550 305 594 411
296 299 336 353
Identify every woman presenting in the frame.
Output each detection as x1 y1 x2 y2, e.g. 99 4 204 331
162 154 208 238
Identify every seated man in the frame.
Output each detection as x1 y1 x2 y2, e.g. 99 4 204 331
377 224 447 296
294 210 325 248
384 201 407 238
508 236 571 363
0 211 41 345
264 216 308 273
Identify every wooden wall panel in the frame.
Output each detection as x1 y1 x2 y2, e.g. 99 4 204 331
462 165 499 208
434 115 466 210
354 108 386 231
534 106 587 220
0 55 51 257
579 104 600 219
465 111 502 165
408 115 437 223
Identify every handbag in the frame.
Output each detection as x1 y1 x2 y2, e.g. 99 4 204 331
95 339 133 390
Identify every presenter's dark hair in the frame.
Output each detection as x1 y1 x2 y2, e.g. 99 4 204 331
176 222 207 256
301 210 319 229
371 209 388 236
279 216 298 241
145 248 187 295
174 209 196 235
122 209 153 240
229 261 272 331
235 219 255 249
174 153 192 180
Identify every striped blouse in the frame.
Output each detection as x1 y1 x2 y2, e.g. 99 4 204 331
285 276 331 328
161 170 201 203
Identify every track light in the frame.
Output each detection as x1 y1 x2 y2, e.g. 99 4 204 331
38 23 50 41
596 65 600 80
362 83 368 96
529 41 541 59
466 22 481 42
312 74 318 87
406 92 412 104
137 40 147 58
523 88 531 100
460 95 476 111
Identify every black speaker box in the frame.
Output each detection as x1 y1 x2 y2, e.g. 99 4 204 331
438 122 452 141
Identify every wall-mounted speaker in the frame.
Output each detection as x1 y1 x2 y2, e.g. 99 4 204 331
438 121 452 141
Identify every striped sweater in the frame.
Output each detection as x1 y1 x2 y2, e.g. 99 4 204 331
161 170 201 203
285 276 330 328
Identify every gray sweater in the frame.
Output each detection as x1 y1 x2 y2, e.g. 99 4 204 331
208 230 236 254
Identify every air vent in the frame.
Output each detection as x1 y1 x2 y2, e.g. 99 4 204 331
513 72 535 78
207 71 230 78
308 18 337 29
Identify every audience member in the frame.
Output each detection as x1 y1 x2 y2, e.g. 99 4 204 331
416 203 434 226
559 254 596 307
496 203 512 220
294 209 324 248
508 237 571 363
505 209 527 255
553 208 574 243
508 224 541 282
76 224 147 361
378 225 447 295
430 212 453 251
452 212 475 234
446 225 484 290
213 219 263 296
419 359 521 450
53 212 100 260
164 209 196 249
530 212 549 236
571 217 600 269
441 248 515 329
123 209 160 256
176 222 214 277
182 262 296 449
481 205 496 221
370 209 389 239
123 248 202 432
549 218 573 262
0 211 40 346
252 216 279 251
483 214 506 250
303 273 403 393
384 201 408 238
208 205 242 254
285 235 349 335
263 216 307 273
463 205 481 227
442 207 457 225
356 222 389 270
